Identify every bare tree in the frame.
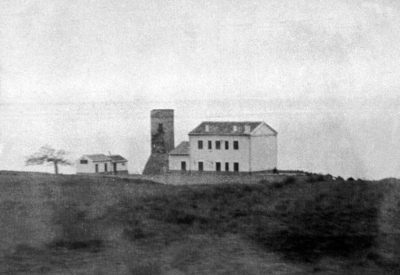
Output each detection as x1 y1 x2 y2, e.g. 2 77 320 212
25 145 72 174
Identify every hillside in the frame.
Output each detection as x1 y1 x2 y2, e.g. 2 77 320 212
0 171 399 274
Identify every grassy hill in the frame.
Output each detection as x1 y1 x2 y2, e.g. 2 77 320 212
0 171 399 274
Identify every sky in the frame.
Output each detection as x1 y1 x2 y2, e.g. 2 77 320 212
0 0 399 179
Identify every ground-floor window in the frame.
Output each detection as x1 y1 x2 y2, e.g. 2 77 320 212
181 161 186 171
198 161 204 171
225 162 229 171
104 163 108 172
95 164 99 173
234 162 239 172
216 162 221 171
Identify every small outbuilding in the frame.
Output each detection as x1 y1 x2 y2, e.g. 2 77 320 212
169 141 190 171
76 154 128 175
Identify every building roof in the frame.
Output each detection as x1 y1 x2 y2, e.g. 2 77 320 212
109 155 128 162
169 141 190 155
188 121 276 136
83 154 127 162
84 154 110 162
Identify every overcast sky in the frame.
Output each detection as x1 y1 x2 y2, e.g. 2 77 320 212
1 0 399 179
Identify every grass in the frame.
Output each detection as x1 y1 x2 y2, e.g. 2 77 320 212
0 171 398 274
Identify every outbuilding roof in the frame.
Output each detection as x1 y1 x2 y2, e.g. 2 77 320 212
84 154 110 162
188 121 276 136
109 155 128 162
169 141 190 155
83 154 128 162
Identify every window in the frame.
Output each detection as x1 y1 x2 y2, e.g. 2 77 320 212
234 162 239 172
225 141 229 150
80 159 88 164
104 163 108 172
216 140 221 150
208 140 212 150
225 162 229 171
95 164 99 173
181 161 186 171
198 162 204 171
198 140 203 149
216 162 221 171
233 141 239 150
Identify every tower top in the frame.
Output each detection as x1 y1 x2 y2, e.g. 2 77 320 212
151 109 174 119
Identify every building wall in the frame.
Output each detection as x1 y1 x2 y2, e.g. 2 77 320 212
168 155 190 171
114 162 128 172
250 135 277 171
189 135 251 172
95 161 110 173
76 157 127 174
76 157 96 173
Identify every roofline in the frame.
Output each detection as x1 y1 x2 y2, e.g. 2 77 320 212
250 122 278 135
80 154 128 162
188 133 252 136
188 121 264 135
169 153 190 156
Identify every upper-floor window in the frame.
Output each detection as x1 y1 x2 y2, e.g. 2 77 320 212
225 141 229 150
198 140 203 149
233 141 239 150
80 159 88 164
216 140 221 150
208 140 212 150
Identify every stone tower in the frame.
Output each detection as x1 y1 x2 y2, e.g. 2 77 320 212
143 109 175 174
150 109 174 154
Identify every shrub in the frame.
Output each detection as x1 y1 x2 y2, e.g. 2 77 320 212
251 181 381 262
272 168 279 174
307 174 326 183
284 176 296 184
271 181 284 189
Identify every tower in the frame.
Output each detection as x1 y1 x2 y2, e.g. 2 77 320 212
143 109 175 174
150 109 174 154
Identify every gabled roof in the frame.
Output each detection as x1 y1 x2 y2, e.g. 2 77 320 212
188 121 275 136
169 141 190 155
109 155 128 162
84 154 110 162
82 154 128 162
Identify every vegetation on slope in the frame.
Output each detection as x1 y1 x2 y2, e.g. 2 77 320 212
104 177 382 263
0 171 398 274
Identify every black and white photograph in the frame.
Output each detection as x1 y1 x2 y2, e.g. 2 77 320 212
1 0 400 273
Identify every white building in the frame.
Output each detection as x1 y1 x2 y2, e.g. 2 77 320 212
169 121 277 172
76 154 128 174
